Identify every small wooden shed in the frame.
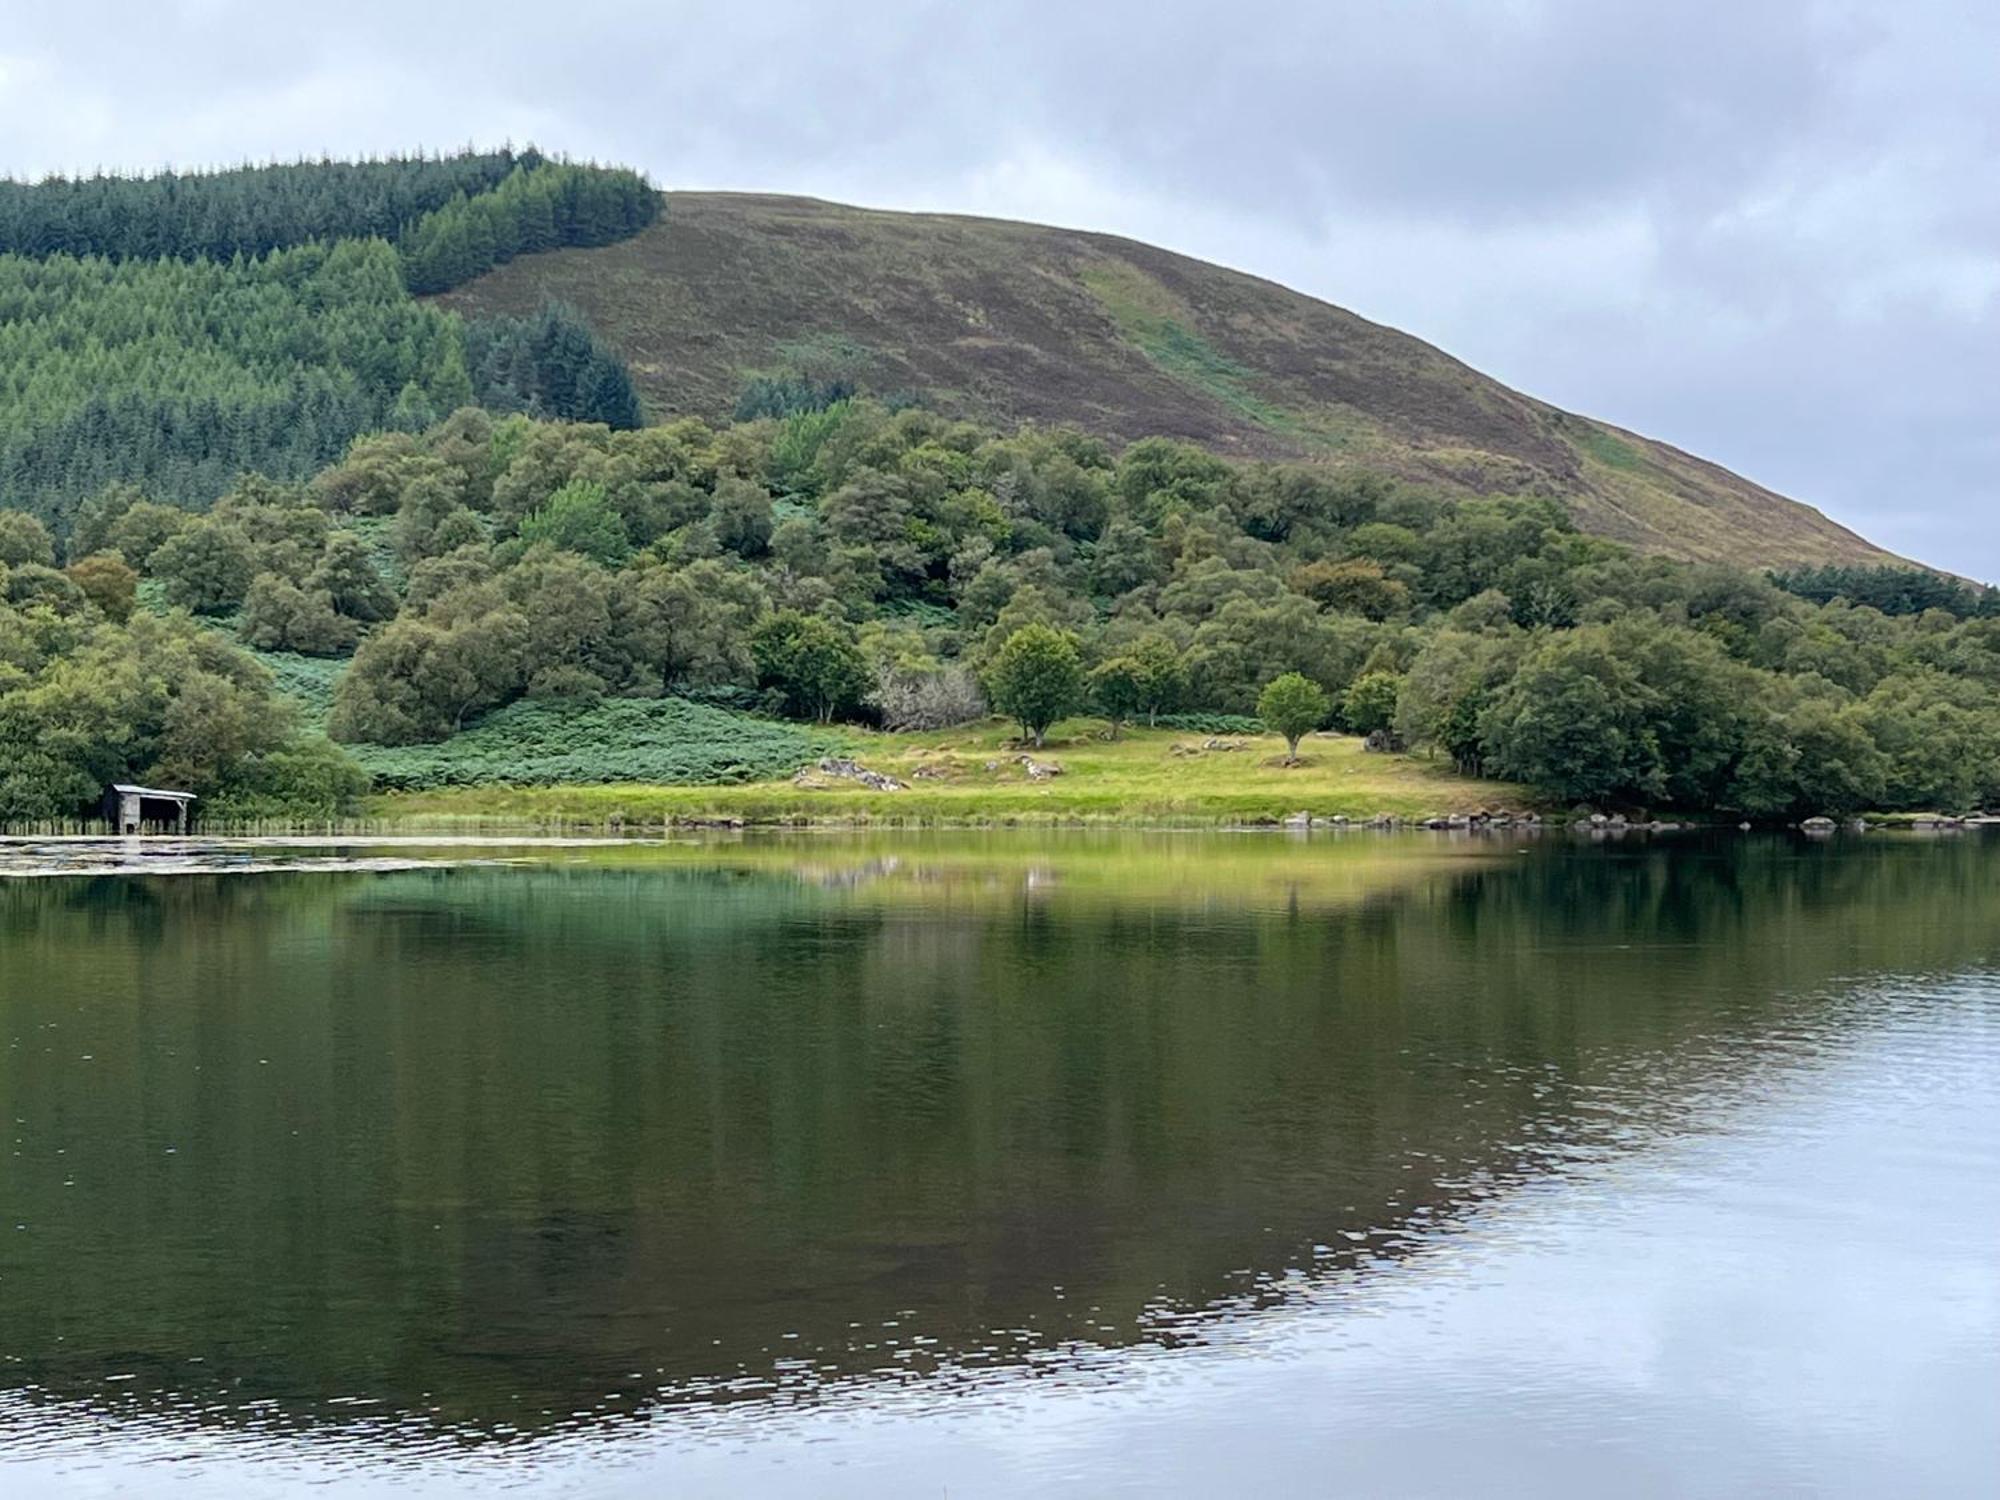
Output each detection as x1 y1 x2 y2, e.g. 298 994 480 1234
104 784 195 835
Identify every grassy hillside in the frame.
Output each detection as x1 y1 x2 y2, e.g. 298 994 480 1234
436 192 1897 570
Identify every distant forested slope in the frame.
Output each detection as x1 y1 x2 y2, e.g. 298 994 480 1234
0 147 656 284
0 150 527 261
0 242 468 530
0 149 655 527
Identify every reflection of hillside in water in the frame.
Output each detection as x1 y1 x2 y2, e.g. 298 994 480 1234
1 835 1996 1445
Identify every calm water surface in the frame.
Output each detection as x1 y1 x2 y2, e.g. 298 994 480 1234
0 831 1995 1496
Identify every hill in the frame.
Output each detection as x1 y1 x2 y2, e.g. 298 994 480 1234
435 191 1897 570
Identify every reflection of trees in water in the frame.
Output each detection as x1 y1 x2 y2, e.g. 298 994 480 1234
1 836 1996 1443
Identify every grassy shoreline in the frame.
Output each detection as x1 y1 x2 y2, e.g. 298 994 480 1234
362 721 1527 829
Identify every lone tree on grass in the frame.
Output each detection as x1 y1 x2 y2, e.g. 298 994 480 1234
1258 671 1331 764
987 624 1083 748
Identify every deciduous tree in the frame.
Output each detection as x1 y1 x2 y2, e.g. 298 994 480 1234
986 625 1084 747
1258 672 1331 762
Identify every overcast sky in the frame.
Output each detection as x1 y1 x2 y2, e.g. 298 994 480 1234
2 2 1993 573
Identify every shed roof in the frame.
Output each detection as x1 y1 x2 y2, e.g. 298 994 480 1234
109 784 198 801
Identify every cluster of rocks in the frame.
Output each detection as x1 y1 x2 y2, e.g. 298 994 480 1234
1169 738 1252 756
1259 810 1998 836
1425 809 1551 830
1565 811 1687 833
793 757 907 792
976 754 1065 780
1278 809 1542 831
1800 815 1873 834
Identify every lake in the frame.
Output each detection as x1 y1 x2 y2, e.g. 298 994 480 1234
1 831 1995 1496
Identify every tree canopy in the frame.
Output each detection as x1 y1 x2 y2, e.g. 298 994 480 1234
3 377 1998 824
986 625 1085 747
1258 672 1331 761
0 151 654 532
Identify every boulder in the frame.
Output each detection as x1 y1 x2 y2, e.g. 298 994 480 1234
802 757 907 792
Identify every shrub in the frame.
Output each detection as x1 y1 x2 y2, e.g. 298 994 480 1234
348 698 834 791
1151 713 1265 736
519 479 630 564
752 610 871 722
67 553 138 622
0 509 54 567
239 574 360 655
153 518 254 614
203 739 371 823
1342 671 1402 735
868 662 986 731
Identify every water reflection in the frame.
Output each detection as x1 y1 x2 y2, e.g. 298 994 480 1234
0 832 1996 1487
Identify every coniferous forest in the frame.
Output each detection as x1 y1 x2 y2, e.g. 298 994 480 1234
0 150 653 529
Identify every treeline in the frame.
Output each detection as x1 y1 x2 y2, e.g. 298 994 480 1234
11 398 1991 821
0 148 658 296
464 302 644 430
397 161 658 294
0 147 656 526
1769 563 1998 619
0 149 525 262
8 396 1997 822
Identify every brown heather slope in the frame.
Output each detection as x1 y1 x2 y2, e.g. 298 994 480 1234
438 192 1899 569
